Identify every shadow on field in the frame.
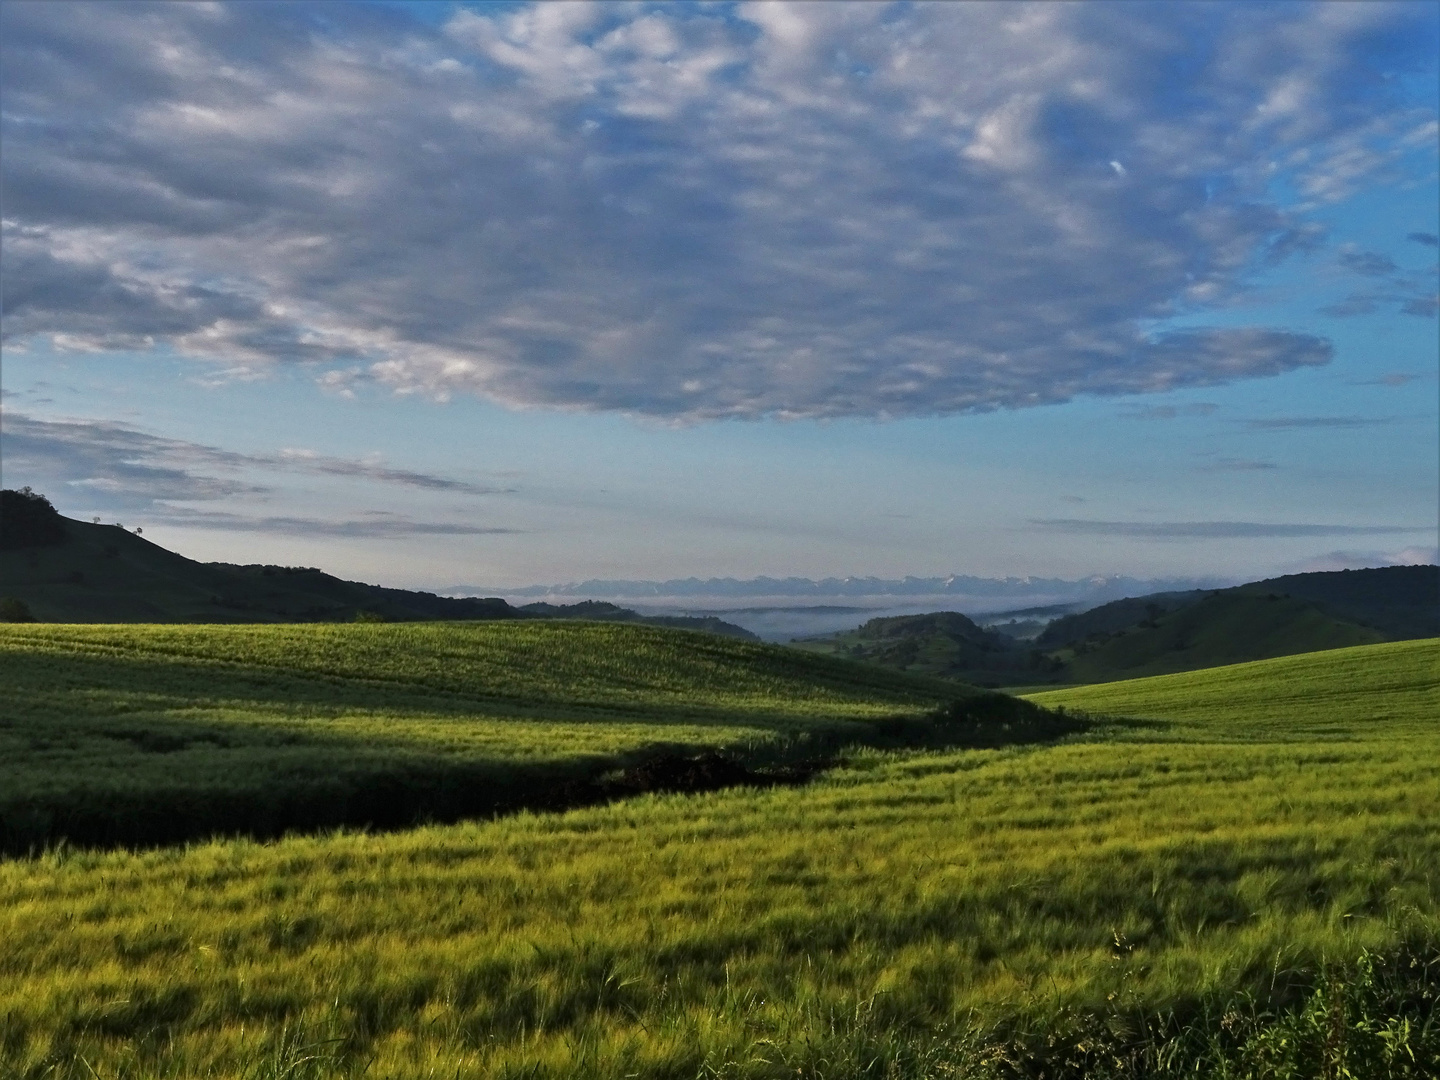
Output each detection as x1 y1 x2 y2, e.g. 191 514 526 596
2 692 1084 858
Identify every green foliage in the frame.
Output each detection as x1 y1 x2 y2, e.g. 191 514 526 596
1238 565 1440 641
520 599 760 640
1 638 1436 1077
0 512 527 624
1036 591 1208 647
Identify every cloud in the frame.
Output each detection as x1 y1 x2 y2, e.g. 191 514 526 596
0 411 507 511
1029 519 1427 539
1322 238 1440 318
1242 415 1394 429
1407 232 1440 246
153 508 519 539
1198 458 1278 472
2 2 1434 420
1122 402 1221 419
1354 373 1422 387
1338 249 1399 277
1320 293 1379 317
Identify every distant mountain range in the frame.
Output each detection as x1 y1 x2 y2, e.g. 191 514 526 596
445 572 1238 640
445 572 1229 604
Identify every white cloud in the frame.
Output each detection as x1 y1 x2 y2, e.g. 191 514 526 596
2 1 1434 420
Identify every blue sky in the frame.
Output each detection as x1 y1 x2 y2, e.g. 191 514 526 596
2 0 1436 591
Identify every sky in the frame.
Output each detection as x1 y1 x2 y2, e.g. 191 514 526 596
2 0 1437 594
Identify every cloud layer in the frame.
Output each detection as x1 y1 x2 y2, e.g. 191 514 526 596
0 411 512 536
1030 519 1426 539
3 1 1435 419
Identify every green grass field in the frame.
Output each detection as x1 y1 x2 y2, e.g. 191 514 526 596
2 621 1008 852
2 634 1437 1078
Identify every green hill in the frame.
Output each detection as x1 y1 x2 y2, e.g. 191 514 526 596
789 609 1033 686
0 488 754 637
1040 566 1438 651
1024 637 1439 739
0 619 1057 853
797 565 1436 687
1236 565 1440 640
1053 589 1386 682
1034 590 1209 647
6 641 1437 1078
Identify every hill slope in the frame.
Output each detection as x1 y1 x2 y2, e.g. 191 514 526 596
1039 565 1438 649
789 609 1030 685
1053 590 1387 682
0 489 754 637
798 565 1436 686
6 641 1437 1078
1237 564 1440 640
0 620 1059 852
1024 637 1439 739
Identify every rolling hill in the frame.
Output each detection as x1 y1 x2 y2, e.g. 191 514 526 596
0 618 1063 853
7 636 1437 1078
0 488 754 637
1024 636 1440 738
789 609 1036 685
794 564 1436 686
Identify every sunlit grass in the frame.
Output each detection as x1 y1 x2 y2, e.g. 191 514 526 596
2 621 964 850
2 635 1436 1077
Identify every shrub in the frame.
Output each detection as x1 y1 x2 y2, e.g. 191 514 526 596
0 597 36 622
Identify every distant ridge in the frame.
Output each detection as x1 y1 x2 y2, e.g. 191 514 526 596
794 565 1438 686
0 489 756 639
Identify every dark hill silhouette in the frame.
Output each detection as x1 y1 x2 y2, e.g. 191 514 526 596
790 610 1035 686
1236 565 1440 641
0 490 755 638
0 487 68 550
797 565 1438 686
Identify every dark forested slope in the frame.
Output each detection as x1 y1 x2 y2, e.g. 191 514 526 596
0 489 754 636
797 564 1437 685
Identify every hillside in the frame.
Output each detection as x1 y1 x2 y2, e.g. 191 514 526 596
7 638 1438 1077
0 488 754 637
0 619 1060 853
789 609 1034 685
1039 565 1438 649
1052 590 1387 682
1237 565 1440 640
794 564 1437 686
1025 637 1440 739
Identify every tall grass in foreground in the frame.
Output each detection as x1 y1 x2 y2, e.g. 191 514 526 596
1 638 1436 1077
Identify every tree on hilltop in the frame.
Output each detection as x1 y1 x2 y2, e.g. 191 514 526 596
0 487 68 550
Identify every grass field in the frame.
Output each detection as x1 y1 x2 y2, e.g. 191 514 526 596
2 635 1437 1077
3 621 1021 852
1026 636 1439 738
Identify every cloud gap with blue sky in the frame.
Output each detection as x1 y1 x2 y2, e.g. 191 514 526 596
2 0 1436 592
